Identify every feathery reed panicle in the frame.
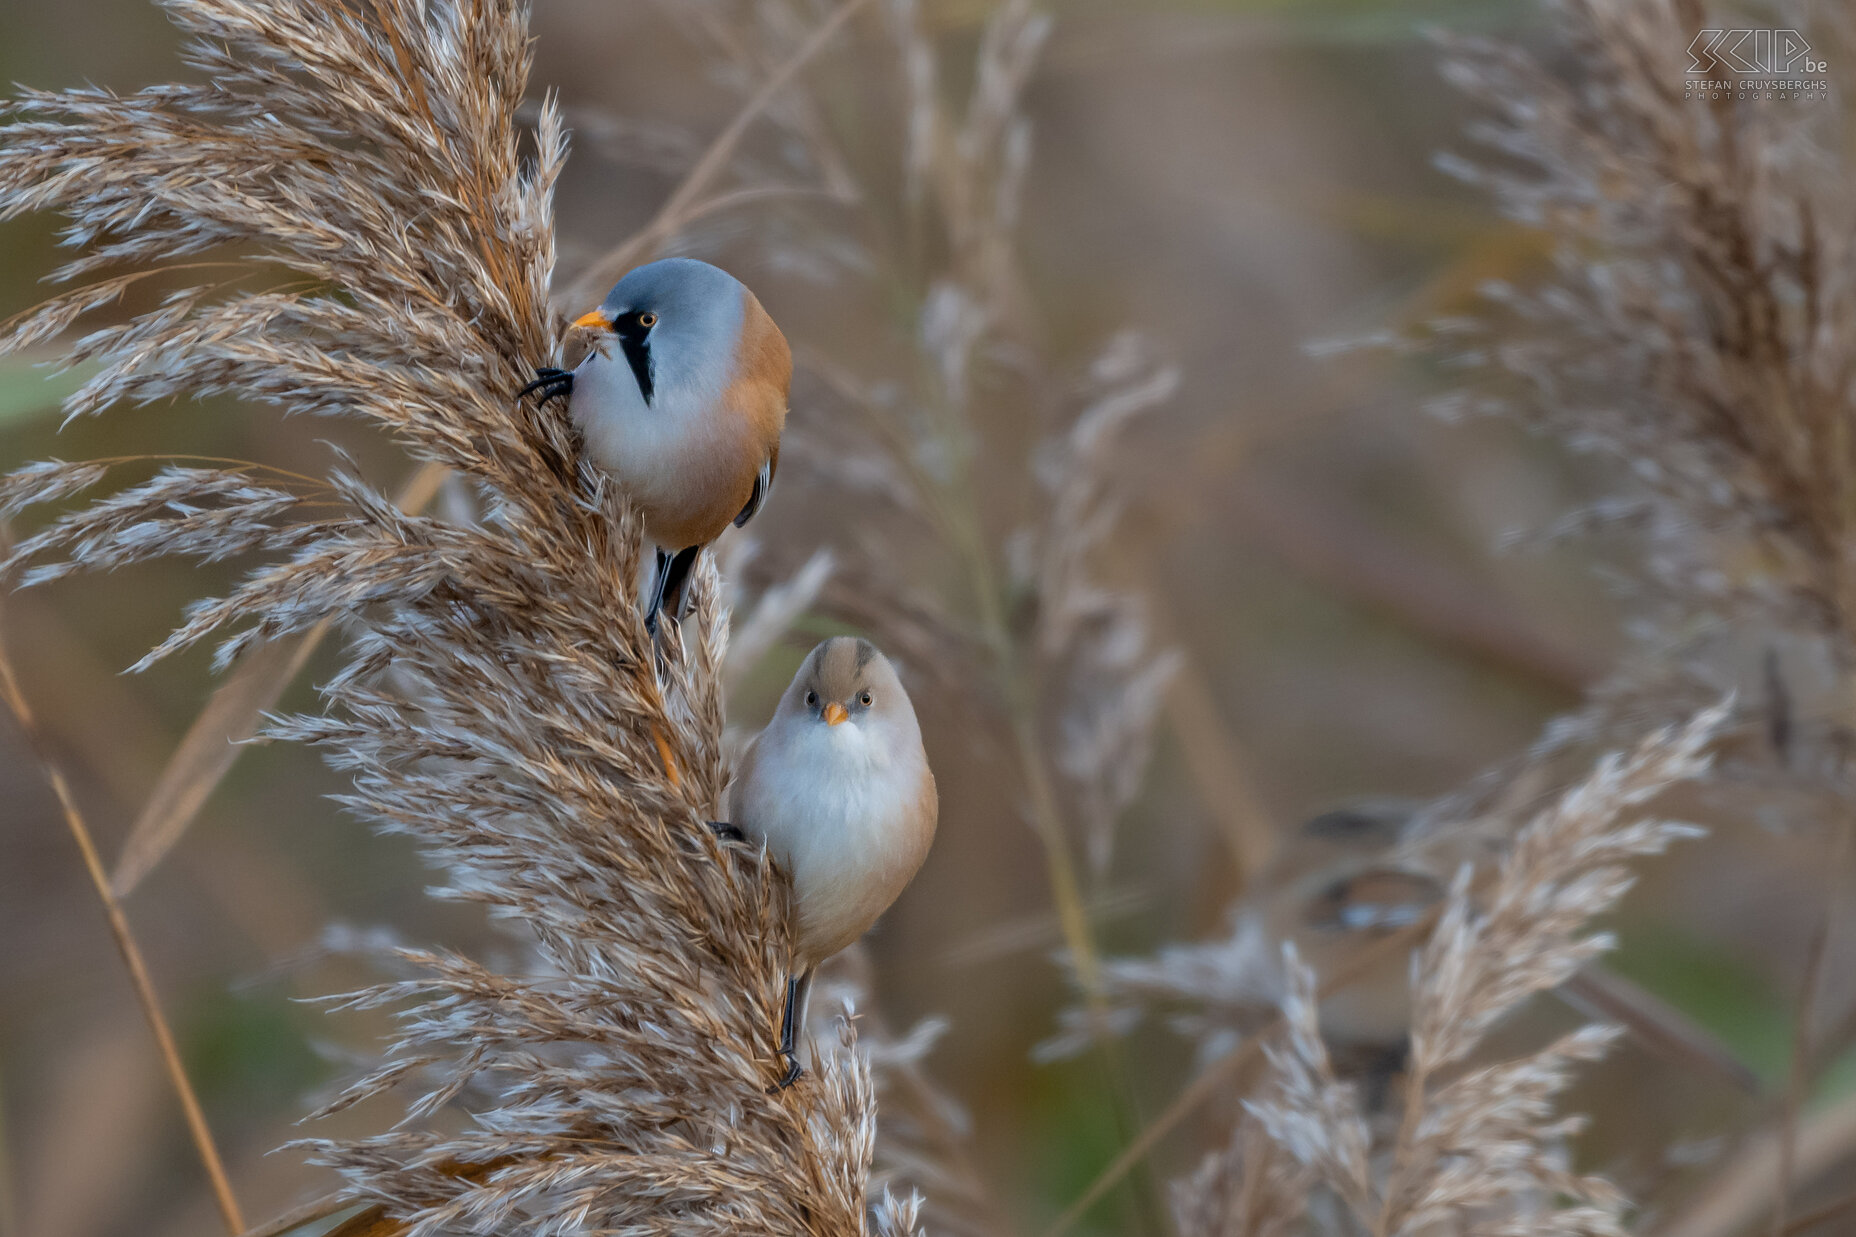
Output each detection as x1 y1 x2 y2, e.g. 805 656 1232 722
1172 705 1724 1237
1417 0 1856 753
0 0 895 1231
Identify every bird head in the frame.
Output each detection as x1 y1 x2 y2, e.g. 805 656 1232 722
1231 800 1445 1056
571 257 760 410
782 636 916 739
1269 801 1443 936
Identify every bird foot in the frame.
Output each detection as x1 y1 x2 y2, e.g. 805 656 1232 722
518 366 574 405
771 1054 805 1092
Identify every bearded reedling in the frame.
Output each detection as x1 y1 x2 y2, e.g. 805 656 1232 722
726 637 938 1087
525 258 789 633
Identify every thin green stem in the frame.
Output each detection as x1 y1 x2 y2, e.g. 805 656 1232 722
924 391 1165 1233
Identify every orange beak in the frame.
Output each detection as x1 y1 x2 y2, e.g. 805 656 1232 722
573 309 611 331
822 701 849 726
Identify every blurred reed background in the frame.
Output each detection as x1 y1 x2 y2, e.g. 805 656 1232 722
2 1 1853 1235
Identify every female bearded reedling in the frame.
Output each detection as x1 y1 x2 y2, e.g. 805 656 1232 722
524 258 790 632
727 637 939 1087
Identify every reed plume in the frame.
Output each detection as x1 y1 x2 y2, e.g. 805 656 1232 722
0 0 903 1231
1173 705 1723 1237
1118 3 1856 1225
1415 0 1856 770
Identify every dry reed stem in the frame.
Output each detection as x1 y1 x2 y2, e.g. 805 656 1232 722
1556 966 1761 1099
0 603 245 1234
239 1197 368 1237
1778 1187 1856 1236
1160 659 1278 884
0 1080 14 1237
1653 1089 1856 1237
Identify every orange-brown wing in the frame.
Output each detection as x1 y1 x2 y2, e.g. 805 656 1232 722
727 291 787 532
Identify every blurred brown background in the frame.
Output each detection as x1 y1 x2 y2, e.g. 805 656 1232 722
1 2 1844 1235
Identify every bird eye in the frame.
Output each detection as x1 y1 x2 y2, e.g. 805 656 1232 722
804 690 818 708
857 690 873 707
639 311 658 329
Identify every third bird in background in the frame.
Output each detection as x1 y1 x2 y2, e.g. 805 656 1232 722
726 637 939 1087
1260 800 1760 1103
1257 800 1445 1089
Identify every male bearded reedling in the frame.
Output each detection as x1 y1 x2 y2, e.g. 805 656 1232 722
522 258 790 633
727 637 938 1088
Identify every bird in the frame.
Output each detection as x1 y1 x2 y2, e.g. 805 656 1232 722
1254 801 1447 1073
1255 801 1760 1100
523 257 790 634
724 636 939 1087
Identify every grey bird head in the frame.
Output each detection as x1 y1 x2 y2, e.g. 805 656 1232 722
573 257 749 409
776 636 917 737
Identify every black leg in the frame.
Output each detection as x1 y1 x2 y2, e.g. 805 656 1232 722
518 366 574 405
661 545 701 628
773 971 809 1090
706 821 745 842
644 548 673 637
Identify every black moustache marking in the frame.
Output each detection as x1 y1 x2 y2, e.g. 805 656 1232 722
621 337 654 405
615 316 655 406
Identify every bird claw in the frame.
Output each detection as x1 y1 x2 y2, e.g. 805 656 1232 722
518 366 574 405
771 1054 804 1091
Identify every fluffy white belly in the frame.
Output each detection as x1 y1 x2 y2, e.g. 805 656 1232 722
570 348 702 514
570 344 760 552
735 723 931 965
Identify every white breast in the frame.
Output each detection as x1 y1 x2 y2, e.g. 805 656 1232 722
734 719 933 966
569 345 701 511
